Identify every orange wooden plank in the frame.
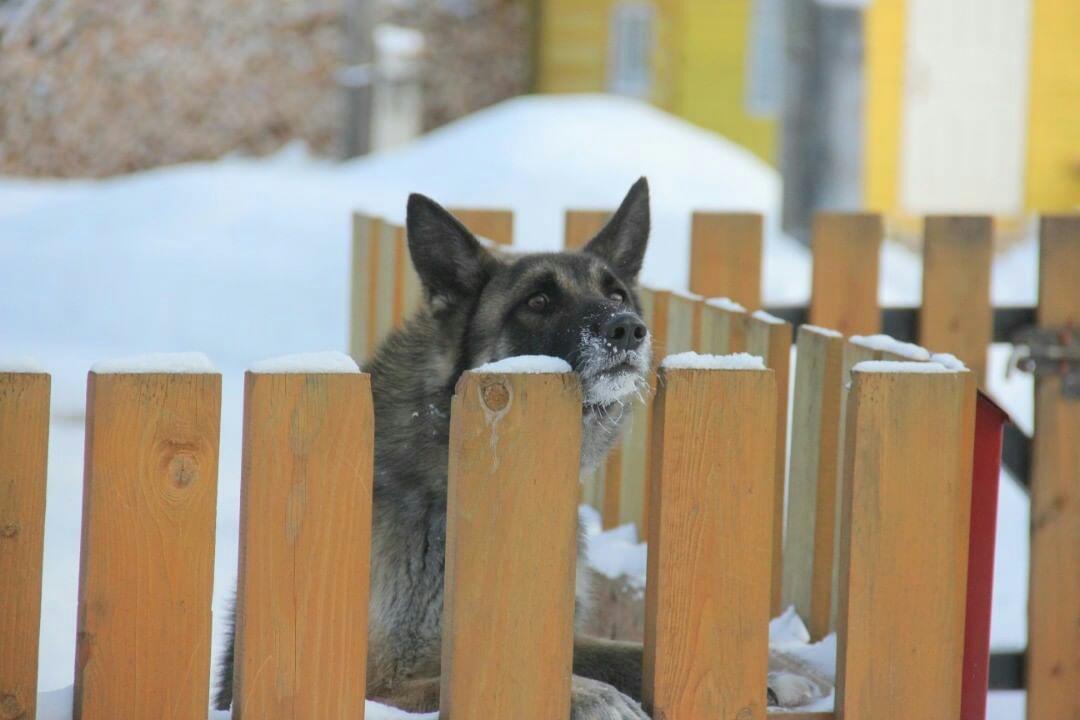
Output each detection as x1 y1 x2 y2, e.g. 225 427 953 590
689 212 763 308
564 210 611 249
448 208 514 246
75 370 221 720
809 213 882 336
350 212 379 362
920 215 993 383
0 370 50 720
1027 215 1080 720
440 370 581 718
644 364 776 719
233 371 374 719
835 366 974 720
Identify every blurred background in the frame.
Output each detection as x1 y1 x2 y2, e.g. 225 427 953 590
1 1 1077 718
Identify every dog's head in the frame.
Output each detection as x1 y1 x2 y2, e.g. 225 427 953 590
406 178 652 413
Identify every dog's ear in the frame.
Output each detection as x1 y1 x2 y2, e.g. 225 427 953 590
407 193 496 304
582 177 650 281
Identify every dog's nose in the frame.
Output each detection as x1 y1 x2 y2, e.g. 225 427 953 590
602 313 647 351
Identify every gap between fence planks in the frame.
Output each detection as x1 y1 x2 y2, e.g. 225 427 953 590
448 208 514 246
810 213 882 336
440 371 581 719
0 371 50 720
689 212 763 308
920 215 993 384
564 210 611 250
644 365 776 720
1027 215 1080 720
783 326 845 640
74 372 221 720
835 367 975 720
746 311 793 617
232 372 374 719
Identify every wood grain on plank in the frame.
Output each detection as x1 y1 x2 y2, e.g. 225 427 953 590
699 300 748 355
564 210 611 250
783 327 845 640
74 372 221 720
809 213 882 336
1027 215 1080 720
0 371 50 720
835 368 974 720
448 208 514 246
746 312 793 617
644 367 776 720
374 221 397 347
233 372 374 719
920 215 993 383
349 212 378 362
440 371 581 719
689 212 763 308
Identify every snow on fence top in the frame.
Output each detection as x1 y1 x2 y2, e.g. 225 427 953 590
852 360 957 374
670 289 704 302
751 309 785 325
705 297 747 313
249 351 360 374
930 352 967 371
801 324 844 338
90 352 217 374
850 334 931 361
0 356 45 373
473 355 572 374
662 351 766 371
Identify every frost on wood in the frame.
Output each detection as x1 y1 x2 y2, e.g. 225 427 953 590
850 334 931 361
852 360 957 374
0 356 44 373
705 297 747 313
751 309 785 325
662 351 766 371
473 355 572 374
802 324 844 338
249 351 360 374
90 352 217 374
930 353 967 371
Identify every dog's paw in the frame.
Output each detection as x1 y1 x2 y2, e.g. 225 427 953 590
767 671 820 708
571 676 650 720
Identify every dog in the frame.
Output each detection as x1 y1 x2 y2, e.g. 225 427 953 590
215 178 828 717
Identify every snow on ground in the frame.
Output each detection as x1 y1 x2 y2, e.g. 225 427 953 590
0 93 1035 716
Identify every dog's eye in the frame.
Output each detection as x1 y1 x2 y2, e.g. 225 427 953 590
608 290 626 303
527 293 550 311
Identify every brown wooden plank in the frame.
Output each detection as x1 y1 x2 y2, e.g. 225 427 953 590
75 370 221 720
601 449 622 530
564 210 611 250
767 713 833 720
689 212 763 308
835 366 974 720
0 370 50 720
448 208 514 246
809 213 883 336
644 364 776 720
920 215 993 383
613 287 656 530
783 326 846 640
349 212 378 362
440 370 581 719
233 370 374 719
374 221 397 348
1027 215 1080 720
746 310 794 617
698 298 748 355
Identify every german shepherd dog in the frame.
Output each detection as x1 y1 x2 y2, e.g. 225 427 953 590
216 178 827 717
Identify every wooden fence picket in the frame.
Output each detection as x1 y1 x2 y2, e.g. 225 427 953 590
689 212 763 308
0 370 50 720
448 208 514 246
440 369 581 719
349 212 379 363
698 298 748 354
783 325 845 640
233 369 374 719
836 364 974 720
745 310 793 617
1027 215 1080 720
644 362 776 719
920 216 993 383
809 213 882 336
74 369 221 720
564 210 611 250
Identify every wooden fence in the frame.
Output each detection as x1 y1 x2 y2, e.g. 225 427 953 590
346 207 1078 716
3 351 977 720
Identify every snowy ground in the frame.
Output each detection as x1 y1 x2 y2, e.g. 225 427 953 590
0 95 1032 717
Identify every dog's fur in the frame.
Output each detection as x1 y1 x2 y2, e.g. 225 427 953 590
215 179 829 718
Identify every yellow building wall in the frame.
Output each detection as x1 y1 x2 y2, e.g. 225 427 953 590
1025 0 1080 211
537 0 613 92
862 0 906 213
674 0 775 164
